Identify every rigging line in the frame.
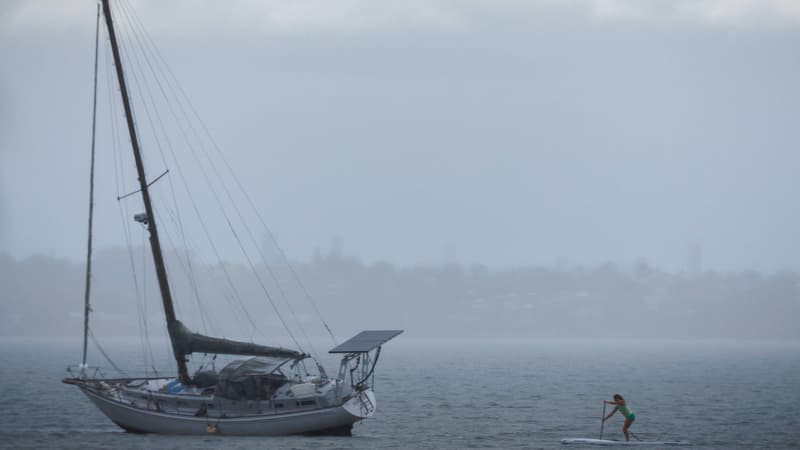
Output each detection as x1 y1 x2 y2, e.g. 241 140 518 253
116 169 169 201
119 3 336 346
102 24 153 375
116 0 236 255
82 1 101 371
141 228 152 376
116 1 257 343
108 39 321 352
153 202 214 335
153 97 316 350
223 293 258 342
165 82 329 350
161 201 262 344
224 211 305 352
108 5 147 177
112 7 204 371
159 206 265 341
105 36 147 370
129 106 266 341
138 70 321 355
114 12 296 346
163 124 307 351
150 104 320 354
89 327 126 376
167 179 263 340
104 37 125 204
110 9 160 371
113 21 304 351
115 0 209 334
103 32 146 366
198 136 338 343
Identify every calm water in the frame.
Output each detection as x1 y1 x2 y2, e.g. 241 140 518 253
0 338 798 449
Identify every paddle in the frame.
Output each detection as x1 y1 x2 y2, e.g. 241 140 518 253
599 401 606 439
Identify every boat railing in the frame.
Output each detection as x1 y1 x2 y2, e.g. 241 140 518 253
329 330 403 393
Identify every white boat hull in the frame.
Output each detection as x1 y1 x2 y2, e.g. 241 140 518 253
81 386 375 436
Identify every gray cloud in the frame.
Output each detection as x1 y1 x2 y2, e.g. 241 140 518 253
3 0 800 37
1 0 798 272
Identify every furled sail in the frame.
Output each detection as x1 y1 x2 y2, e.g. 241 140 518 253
168 320 305 359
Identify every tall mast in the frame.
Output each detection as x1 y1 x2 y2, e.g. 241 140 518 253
81 1 102 378
101 0 190 384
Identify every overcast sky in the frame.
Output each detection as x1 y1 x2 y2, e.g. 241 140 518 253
1 0 799 272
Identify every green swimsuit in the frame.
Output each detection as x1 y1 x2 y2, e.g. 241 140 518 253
618 404 636 421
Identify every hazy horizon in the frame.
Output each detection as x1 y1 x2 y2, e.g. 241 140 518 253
2 248 797 341
1 243 797 276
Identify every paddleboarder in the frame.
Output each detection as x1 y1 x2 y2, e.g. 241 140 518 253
602 394 635 441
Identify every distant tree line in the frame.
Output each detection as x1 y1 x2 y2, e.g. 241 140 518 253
1 249 798 339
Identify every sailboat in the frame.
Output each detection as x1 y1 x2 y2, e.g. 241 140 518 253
63 0 401 436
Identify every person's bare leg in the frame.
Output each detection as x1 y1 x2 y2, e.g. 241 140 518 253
623 418 633 442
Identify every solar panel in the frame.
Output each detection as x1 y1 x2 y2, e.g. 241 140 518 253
329 330 403 353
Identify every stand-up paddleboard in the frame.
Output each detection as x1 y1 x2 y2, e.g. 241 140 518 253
561 438 690 446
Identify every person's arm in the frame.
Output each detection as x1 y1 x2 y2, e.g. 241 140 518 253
603 406 618 422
